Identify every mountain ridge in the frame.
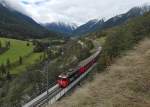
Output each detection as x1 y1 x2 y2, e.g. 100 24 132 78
73 19 104 36
0 3 58 39
73 4 150 36
1 2 150 38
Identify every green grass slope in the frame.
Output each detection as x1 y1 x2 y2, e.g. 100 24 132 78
0 37 33 64
11 52 42 74
52 38 150 107
0 37 43 74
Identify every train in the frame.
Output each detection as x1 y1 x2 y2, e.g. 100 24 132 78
57 47 101 88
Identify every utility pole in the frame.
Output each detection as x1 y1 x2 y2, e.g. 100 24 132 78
45 59 50 105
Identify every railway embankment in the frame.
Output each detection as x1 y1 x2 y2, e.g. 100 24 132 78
50 38 150 107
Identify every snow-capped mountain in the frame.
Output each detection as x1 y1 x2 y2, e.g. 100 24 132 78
73 19 104 36
73 4 150 36
44 22 77 37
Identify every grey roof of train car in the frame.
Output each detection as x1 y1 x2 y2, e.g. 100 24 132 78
78 48 101 67
59 47 102 78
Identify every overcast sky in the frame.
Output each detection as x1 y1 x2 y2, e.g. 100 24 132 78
1 0 150 25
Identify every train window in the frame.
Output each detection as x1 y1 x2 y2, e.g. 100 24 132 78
58 74 67 79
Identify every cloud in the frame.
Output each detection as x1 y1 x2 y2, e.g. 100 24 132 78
0 0 29 15
1 0 150 25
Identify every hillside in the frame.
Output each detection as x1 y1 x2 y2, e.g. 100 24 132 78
0 37 33 64
0 37 43 74
0 4 58 39
49 10 150 107
51 38 150 107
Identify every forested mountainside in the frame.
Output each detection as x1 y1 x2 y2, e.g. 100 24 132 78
0 4 58 39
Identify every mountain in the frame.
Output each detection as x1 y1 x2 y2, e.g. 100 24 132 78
44 22 77 37
74 5 150 36
73 19 104 36
0 3 58 39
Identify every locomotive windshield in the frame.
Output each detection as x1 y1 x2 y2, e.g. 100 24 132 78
58 74 67 79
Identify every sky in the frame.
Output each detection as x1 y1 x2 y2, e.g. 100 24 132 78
1 0 150 25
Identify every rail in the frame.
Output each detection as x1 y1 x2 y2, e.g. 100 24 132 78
23 47 101 107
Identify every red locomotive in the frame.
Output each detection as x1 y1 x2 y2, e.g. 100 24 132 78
57 48 101 88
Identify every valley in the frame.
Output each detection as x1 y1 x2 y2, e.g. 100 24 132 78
0 1 150 107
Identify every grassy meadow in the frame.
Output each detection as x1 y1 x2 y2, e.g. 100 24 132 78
11 52 42 74
0 37 43 74
0 37 33 64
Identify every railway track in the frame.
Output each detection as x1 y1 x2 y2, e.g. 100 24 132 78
23 47 102 107
35 87 62 107
23 63 97 107
23 84 61 107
